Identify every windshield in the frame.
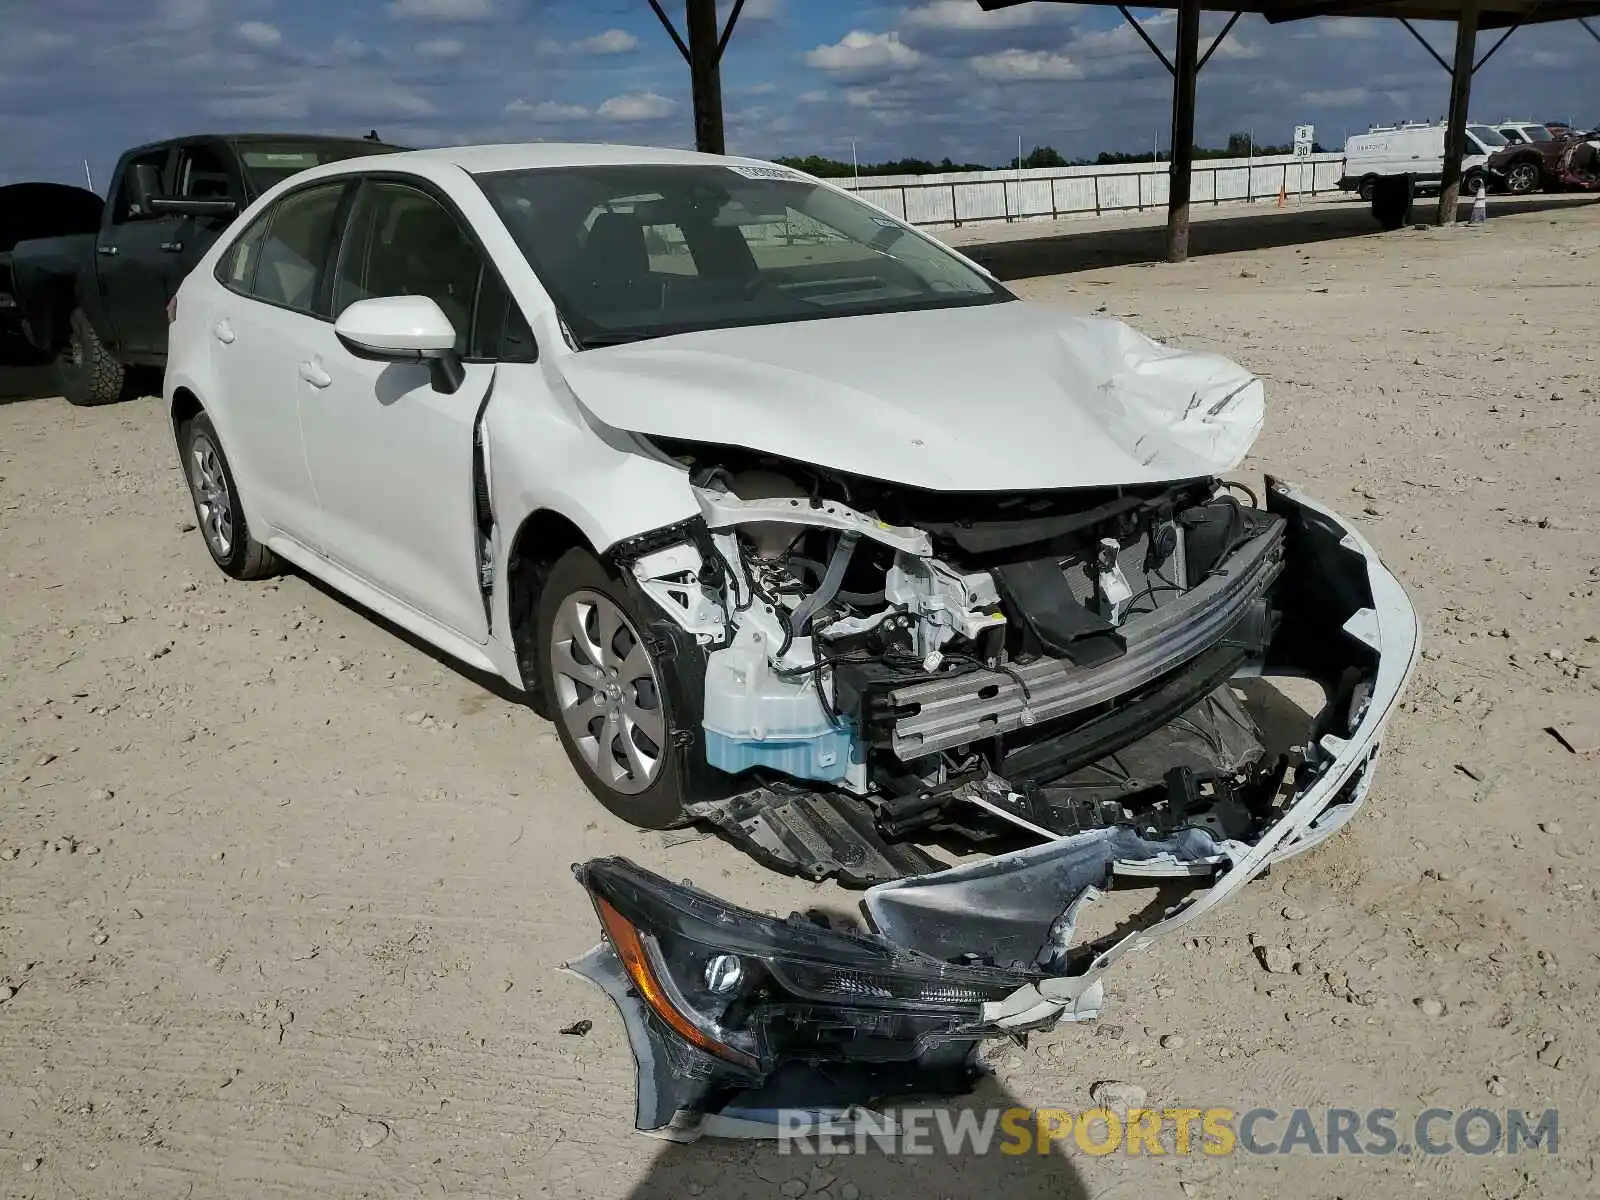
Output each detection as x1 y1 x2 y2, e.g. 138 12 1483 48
237 141 403 191
1468 125 1508 148
1522 126 1555 143
475 163 1009 347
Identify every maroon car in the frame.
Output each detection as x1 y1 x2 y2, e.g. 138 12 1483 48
1490 122 1572 193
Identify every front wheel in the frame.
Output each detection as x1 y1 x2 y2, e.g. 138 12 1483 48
536 548 694 829
1504 161 1540 195
56 308 124 406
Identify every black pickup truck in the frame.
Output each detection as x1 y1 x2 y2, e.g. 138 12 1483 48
0 132 402 405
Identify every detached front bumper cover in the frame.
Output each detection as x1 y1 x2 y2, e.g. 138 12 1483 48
571 480 1421 1136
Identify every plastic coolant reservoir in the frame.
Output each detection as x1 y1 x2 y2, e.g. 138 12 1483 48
701 638 858 783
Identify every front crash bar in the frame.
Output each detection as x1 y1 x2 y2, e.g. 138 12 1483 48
864 478 1421 1028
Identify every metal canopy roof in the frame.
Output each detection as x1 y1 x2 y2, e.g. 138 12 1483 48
978 0 1600 33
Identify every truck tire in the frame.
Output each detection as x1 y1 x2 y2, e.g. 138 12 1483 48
56 308 124 406
1357 176 1378 203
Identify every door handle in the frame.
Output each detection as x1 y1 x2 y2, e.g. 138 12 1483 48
298 361 332 389
160 240 184 253
212 320 235 344
97 245 118 257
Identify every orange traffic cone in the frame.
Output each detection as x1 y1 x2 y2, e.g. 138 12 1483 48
1276 182 1287 208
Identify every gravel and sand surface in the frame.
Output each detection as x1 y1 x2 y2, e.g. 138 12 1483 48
1 198 1597 1198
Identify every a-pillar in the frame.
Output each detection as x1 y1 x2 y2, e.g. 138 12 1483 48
1437 0 1481 225
1167 0 1202 262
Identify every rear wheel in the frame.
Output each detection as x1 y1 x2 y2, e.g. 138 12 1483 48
178 411 280 580
536 548 693 829
1356 176 1377 203
55 308 124 406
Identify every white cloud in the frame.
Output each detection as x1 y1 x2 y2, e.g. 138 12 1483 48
798 90 830 104
1303 87 1370 107
206 89 310 121
567 29 638 56
596 91 676 122
0 29 73 61
367 85 442 118
387 0 496 22
504 98 590 121
805 31 924 74
738 0 783 20
1317 18 1379 39
903 0 1073 31
970 48 1083 81
1209 38 1262 62
236 21 282 49
415 37 465 58
157 0 211 32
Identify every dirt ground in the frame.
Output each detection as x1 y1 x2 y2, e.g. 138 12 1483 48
2 198 1597 1200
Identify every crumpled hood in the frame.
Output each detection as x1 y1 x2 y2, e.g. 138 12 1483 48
556 302 1264 492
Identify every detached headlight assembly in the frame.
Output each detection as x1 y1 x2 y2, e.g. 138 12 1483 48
573 858 1028 1083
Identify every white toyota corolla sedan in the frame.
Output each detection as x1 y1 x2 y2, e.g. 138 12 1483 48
166 143 1419 1127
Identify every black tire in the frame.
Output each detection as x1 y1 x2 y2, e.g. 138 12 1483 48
1357 176 1377 203
177 410 280 580
536 547 696 829
56 308 124 406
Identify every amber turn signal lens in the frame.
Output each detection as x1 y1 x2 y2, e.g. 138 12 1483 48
594 896 759 1069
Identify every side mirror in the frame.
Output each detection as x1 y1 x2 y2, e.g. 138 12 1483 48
127 162 161 218
334 295 465 394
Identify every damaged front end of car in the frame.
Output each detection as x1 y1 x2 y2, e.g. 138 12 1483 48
569 459 1420 1138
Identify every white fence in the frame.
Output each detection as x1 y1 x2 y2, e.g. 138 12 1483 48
835 153 1346 229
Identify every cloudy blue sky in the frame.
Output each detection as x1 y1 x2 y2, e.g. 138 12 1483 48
1 0 1595 187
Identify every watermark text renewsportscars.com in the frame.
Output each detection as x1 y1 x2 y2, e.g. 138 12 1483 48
778 1106 1559 1158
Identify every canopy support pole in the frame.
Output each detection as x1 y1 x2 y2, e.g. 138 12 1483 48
649 0 745 154
1438 0 1480 225
1116 4 1236 262
1167 0 1202 261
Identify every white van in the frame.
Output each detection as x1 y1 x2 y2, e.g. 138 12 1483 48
1339 121 1504 199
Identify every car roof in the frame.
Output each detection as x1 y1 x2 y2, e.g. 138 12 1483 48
323 142 779 177
119 132 405 158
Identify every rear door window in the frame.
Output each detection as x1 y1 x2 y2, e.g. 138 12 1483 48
248 183 348 316
215 213 271 293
